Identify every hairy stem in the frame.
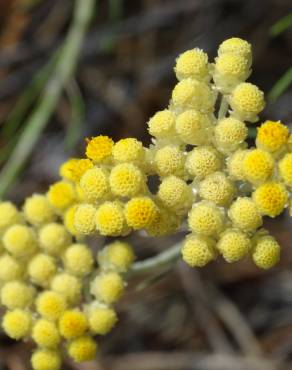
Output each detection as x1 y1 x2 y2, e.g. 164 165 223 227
218 95 229 119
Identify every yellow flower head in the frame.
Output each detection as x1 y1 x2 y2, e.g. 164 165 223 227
0 254 23 282
154 145 185 177
217 229 251 262
60 158 94 183
85 135 114 163
32 319 61 348
1 281 35 309
148 109 176 139
110 163 146 197
188 200 224 236
172 78 215 113
28 253 57 287
214 117 248 152
39 222 72 255
74 203 96 235
0 201 22 233
186 146 222 179
97 241 135 272
252 182 288 217
256 120 289 153
36 291 67 321
229 82 265 122
279 152 292 187
199 172 236 206
3 224 37 257
59 158 78 181
181 234 216 267
47 181 76 211
145 207 181 237
227 149 248 181
174 48 209 81
175 110 212 145
23 194 55 226
228 197 262 232
80 167 110 202
51 273 81 305
113 138 145 163
90 272 124 304
31 349 61 370
242 149 274 185
59 310 88 339
125 196 159 229
2 309 32 340
157 175 194 215
252 235 280 269
218 37 252 61
87 305 117 335
95 201 127 236
63 243 94 277
63 204 79 236
67 335 97 363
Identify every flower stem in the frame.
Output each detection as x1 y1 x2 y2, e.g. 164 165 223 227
218 95 229 120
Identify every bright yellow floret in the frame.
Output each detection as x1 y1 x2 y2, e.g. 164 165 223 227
217 229 251 262
39 222 72 255
63 204 79 236
228 197 262 232
174 48 209 81
256 120 289 153
252 182 288 217
87 305 118 335
110 163 146 197
23 194 55 226
227 149 248 180
186 146 222 179
181 234 216 267
199 172 236 206
154 145 185 177
148 109 176 139
74 204 96 235
218 37 252 61
28 254 57 287
32 319 61 348
0 201 22 233
63 244 94 277
47 181 76 211
80 167 110 202
85 135 114 163
252 235 280 269
31 349 61 370
36 291 67 321
95 201 127 236
67 335 97 362
59 158 79 181
65 159 94 182
3 224 37 257
51 273 81 305
1 281 35 309
214 118 248 152
90 272 124 304
188 201 224 236
59 310 88 339
124 196 159 229
2 309 32 339
145 207 180 237
97 241 135 272
113 138 145 163
279 152 292 186
0 254 23 282
242 149 274 184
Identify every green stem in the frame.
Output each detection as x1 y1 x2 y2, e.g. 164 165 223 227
0 0 95 198
218 95 229 120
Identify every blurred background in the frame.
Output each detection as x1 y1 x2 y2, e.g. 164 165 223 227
0 0 292 369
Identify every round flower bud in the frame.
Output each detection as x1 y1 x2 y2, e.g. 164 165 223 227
113 138 144 163
32 319 61 348
1 281 35 309
252 235 280 269
109 163 146 197
252 182 288 217
74 204 96 235
0 254 24 282
3 224 37 257
2 309 32 339
59 310 88 339
218 37 252 62
229 82 265 122
86 135 113 163
154 145 185 177
227 149 248 181
256 120 289 153
228 197 262 232
217 229 251 262
125 196 159 229
181 234 216 267
186 146 222 179
87 304 117 335
67 335 97 363
97 241 135 272
172 78 216 113
36 291 67 321
51 273 81 305
90 272 124 304
63 158 94 183
214 117 247 153
47 181 76 212
188 201 224 236
31 349 61 370
175 110 212 145
174 48 209 81
39 223 72 255
199 172 236 206
95 201 127 236
242 149 274 185
0 201 22 233
63 244 94 277
148 110 176 139
23 194 55 226
28 254 57 287
63 204 79 236
59 158 78 181
279 152 292 187
80 167 110 202
145 207 180 237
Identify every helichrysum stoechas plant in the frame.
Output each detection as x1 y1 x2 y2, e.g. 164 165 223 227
1 37 291 369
